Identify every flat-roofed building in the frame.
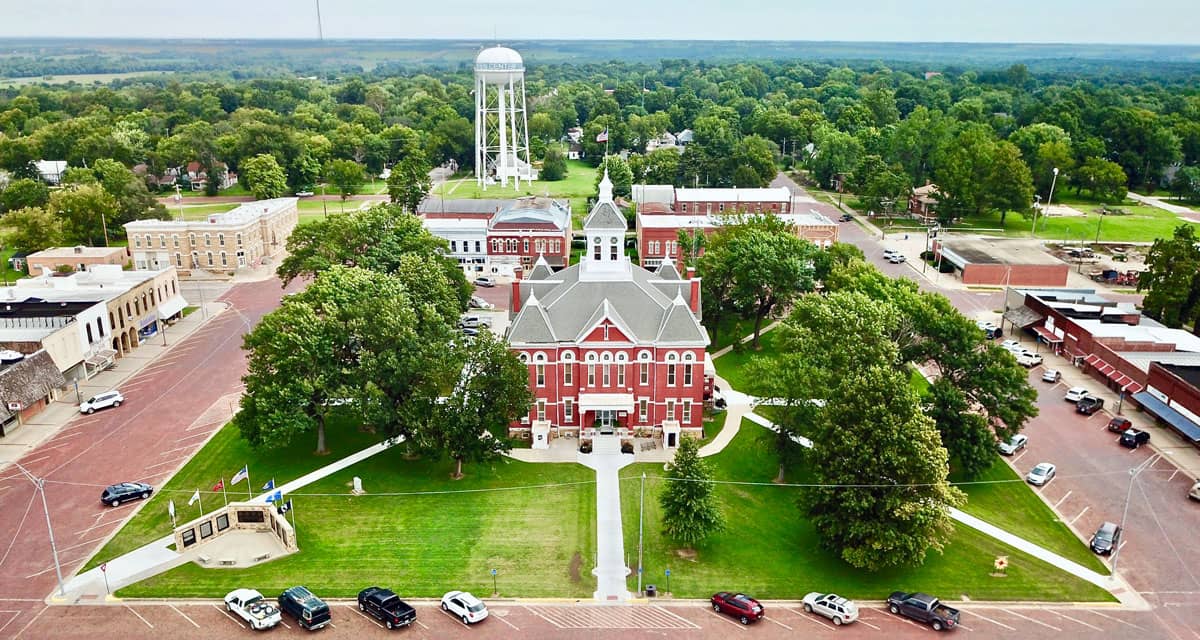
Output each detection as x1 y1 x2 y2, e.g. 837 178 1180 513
26 246 131 275
124 197 298 275
420 196 572 276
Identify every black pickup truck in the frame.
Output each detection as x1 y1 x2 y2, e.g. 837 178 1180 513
357 586 417 630
887 592 960 631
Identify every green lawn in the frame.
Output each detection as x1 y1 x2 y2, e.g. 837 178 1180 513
97 417 597 599
433 160 599 229
909 366 931 396
946 197 1194 243
954 460 1109 574
621 423 1113 601
712 329 782 391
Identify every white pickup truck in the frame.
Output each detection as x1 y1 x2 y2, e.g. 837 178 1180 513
225 588 282 630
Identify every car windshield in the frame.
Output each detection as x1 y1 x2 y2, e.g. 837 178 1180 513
467 602 486 613
1095 529 1113 542
245 595 262 605
1033 464 1050 474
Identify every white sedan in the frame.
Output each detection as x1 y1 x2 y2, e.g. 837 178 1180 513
1042 369 1061 383
441 591 488 625
225 589 282 630
998 434 1028 456
1026 462 1057 486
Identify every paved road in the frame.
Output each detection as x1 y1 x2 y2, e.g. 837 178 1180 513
9 599 1174 639
0 276 298 638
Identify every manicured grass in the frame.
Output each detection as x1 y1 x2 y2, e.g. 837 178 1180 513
434 160 599 229
98 417 597 599
711 329 782 392
909 365 931 396
620 423 1113 601
706 315 755 352
180 306 199 318
954 460 1109 575
947 198 1193 243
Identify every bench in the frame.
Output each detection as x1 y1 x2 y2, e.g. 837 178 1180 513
251 552 271 563
197 554 211 565
218 558 236 566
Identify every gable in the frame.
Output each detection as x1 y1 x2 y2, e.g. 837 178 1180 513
581 319 633 343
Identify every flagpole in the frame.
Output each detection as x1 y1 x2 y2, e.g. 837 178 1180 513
289 499 297 544
221 478 228 505
198 491 204 517
245 466 252 500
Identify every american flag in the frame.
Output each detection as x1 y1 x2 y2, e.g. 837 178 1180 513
595 127 609 143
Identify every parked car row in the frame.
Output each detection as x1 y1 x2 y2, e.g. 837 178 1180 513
712 589 960 631
882 249 906 264
222 586 490 631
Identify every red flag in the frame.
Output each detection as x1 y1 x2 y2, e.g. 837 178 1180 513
212 479 224 492
100 563 107 573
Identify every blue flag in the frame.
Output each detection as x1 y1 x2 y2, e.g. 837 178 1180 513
266 490 282 504
262 478 275 491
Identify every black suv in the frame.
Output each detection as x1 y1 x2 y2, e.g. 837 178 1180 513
1119 428 1150 449
1076 396 1105 415
278 586 331 631
1090 521 1121 555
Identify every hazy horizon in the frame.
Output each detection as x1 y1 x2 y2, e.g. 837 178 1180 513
2 0 1198 46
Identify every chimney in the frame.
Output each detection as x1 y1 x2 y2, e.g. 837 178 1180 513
687 268 701 314
511 267 524 314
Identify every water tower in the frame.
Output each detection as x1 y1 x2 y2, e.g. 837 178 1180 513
474 46 534 188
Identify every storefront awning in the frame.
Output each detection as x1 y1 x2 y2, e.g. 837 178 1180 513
1033 326 1063 343
578 393 635 412
1082 354 1144 393
157 295 189 321
1132 392 1200 443
1003 306 1045 329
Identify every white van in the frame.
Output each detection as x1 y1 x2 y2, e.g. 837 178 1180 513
80 390 124 414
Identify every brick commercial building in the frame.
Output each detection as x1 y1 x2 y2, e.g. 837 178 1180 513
124 197 298 275
506 173 712 449
420 196 572 276
632 184 838 268
1135 363 1200 446
25 246 131 275
0 265 188 376
0 350 67 437
934 238 1069 287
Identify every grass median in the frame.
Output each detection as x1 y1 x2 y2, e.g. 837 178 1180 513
90 416 597 599
621 423 1114 602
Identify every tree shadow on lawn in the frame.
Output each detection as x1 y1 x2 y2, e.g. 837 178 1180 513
621 424 1114 602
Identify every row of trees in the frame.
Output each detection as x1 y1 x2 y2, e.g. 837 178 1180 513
234 204 528 477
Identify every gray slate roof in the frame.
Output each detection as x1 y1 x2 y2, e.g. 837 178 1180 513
508 261 707 346
583 201 627 231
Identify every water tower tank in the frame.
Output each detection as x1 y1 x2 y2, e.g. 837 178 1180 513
474 46 524 84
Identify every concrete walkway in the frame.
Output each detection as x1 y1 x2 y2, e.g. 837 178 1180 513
60 437 403 600
577 436 634 601
1126 191 1200 217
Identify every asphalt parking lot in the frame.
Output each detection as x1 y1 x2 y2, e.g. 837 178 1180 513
13 599 1172 640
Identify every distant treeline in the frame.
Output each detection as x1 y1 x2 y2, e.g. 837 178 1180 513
2 38 1200 80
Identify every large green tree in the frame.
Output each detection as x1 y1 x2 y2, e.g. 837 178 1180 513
1139 224 1200 328
659 435 725 549
49 184 119 246
324 159 365 207
413 332 530 478
240 153 289 200
4 206 63 255
0 178 50 213
235 266 426 454
386 153 432 213
698 215 818 348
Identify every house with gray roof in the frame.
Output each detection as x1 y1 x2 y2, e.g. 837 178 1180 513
506 171 713 450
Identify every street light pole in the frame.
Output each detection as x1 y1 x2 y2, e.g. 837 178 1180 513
637 472 645 596
12 463 66 597
1112 454 1160 575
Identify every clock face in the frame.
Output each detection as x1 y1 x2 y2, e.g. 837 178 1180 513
593 237 601 244
610 237 618 244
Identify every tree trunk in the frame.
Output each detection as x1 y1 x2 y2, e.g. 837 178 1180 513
452 457 464 480
751 303 768 349
315 414 329 455
775 463 786 484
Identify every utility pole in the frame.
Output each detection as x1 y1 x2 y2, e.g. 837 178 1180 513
12 463 65 597
1113 454 1160 575
637 472 645 596
1033 167 1059 239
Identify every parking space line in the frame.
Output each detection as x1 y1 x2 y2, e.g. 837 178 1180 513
438 608 472 628
963 609 1016 631
1048 610 1104 631
280 620 291 629
1001 608 1061 631
883 609 935 632
652 606 701 628
1087 609 1145 630
704 609 747 630
415 619 429 629
492 612 519 630
856 616 881 630
11 605 45 640
765 616 793 630
0 611 20 635
342 604 384 628
787 607 834 630
214 604 246 629
1068 506 1089 525
1013 450 1027 463
1052 490 1072 508
1169 469 1179 481
522 605 563 628
169 604 200 628
125 606 153 629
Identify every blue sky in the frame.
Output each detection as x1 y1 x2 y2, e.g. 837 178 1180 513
2 0 1198 44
